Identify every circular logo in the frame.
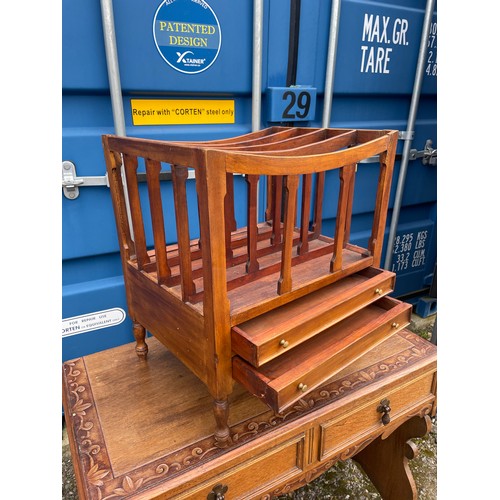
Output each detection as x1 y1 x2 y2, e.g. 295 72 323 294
153 0 221 75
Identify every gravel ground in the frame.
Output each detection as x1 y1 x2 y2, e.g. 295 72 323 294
62 315 436 499
62 427 78 499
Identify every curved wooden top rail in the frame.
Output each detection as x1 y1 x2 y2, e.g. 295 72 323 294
215 131 397 175
103 128 397 174
104 135 201 166
232 129 357 156
176 126 287 145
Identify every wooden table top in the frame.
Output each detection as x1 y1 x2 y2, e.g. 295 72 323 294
62 329 436 498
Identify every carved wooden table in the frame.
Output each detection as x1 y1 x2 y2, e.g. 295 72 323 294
62 329 436 499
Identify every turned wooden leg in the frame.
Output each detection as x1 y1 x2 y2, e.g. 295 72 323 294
133 322 148 357
213 398 232 448
353 415 432 500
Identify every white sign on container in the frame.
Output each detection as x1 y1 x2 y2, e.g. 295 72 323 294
62 308 126 338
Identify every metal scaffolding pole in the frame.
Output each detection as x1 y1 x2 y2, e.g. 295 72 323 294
322 0 341 128
100 0 134 239
100 0 126 137
252 0 264 132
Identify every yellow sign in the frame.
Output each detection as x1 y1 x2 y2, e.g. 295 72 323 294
130 99 235 126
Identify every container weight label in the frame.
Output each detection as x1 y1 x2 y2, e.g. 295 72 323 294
391 230 430 274
360 13 409 74
426 22 437 77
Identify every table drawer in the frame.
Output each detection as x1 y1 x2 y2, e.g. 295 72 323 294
173 432 306 499
231 267 396 367
232 296 412 414
318 370 436 461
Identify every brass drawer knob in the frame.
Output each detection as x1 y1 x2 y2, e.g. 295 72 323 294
391 322 400 329
377 398 391 425
279 339 289 348
207 483 228 500
297 383 308 392
375 288 383 295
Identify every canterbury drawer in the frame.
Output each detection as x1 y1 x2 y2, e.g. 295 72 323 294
318 370 436 461
232 296 412 414
173 432 305 499
231 267 396 367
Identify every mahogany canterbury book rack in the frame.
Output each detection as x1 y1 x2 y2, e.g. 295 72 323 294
102 126 410 448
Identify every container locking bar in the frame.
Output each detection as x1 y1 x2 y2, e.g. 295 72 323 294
62 161 109 199
409 139 437 166
62 161 197 200
358 137 435 165
358 130 412 163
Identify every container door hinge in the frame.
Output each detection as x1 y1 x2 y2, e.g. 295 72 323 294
409 140 437 166
359 129 413 163
398 130 415 141
359 137 436 165
62 161 109 199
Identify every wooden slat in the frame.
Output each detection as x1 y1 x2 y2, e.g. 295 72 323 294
278 175 299 295
224 173 236 261
330 165 356 273
368 131 398 267
225 173 237 232
122 154 150 269
216 127 301 147
184 128 303 149
171 164 196 301
178 126 285 146
311 172 325 238
243 129 356 157
222 128 326 151
343 164 356 246
245 174 260 273
194 167 204 252
265 175 272 222
298 174 313 255
101 142 134 258
271 176 283 245
368 156 393 266
145 158 170 284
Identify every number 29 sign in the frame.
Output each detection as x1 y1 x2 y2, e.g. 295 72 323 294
267 86 317 122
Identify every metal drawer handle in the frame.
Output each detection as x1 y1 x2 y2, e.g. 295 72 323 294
375 288 383 295
279 339 289 348
391 322 400 329
207 483 228 500
377 398 391 425
297 383 308 392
